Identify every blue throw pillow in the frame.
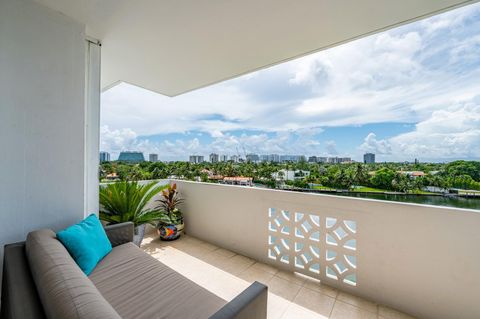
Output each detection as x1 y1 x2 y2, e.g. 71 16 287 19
57 214 112 275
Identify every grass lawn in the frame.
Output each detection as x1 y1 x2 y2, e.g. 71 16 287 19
354 186 388 193
409 190 435 195
312 185 436 195
312 185 336 191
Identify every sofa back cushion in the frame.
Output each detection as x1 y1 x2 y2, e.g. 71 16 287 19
25 229 121 319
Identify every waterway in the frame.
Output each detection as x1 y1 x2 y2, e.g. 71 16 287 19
334 192 480 210
255 183 480 210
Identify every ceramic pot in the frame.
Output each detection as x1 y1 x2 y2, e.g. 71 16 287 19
158 223 184 241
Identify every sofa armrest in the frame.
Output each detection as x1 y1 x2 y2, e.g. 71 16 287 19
1 242 46 319
209 282 268 319
104 222 134 247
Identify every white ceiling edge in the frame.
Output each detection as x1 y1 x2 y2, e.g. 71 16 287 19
35 0 480 97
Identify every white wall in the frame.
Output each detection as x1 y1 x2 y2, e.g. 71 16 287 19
175 181 480 319
0 0 97 286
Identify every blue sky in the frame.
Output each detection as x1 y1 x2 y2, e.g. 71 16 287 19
101 3 480 162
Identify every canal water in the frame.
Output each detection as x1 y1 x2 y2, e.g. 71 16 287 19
334 192 480 210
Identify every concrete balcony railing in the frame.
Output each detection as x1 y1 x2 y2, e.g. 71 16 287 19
168 180 480 319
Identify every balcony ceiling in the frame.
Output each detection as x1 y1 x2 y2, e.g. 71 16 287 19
35 0 477 96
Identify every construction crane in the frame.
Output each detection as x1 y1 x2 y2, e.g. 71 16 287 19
235 146 242 162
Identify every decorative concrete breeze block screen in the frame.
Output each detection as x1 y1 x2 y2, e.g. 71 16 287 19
268 208 357 286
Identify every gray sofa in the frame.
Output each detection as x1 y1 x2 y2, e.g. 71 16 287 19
1 222 268 319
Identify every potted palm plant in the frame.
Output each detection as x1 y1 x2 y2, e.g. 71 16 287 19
156 183 184 241
99 181 167 246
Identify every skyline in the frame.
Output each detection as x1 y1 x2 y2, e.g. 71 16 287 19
104 150 423 164
101 2 480 162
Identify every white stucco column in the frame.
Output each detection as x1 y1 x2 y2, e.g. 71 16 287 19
85 40 101 217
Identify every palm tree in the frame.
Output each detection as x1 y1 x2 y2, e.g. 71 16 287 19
352 163 368 186
99 181 167 245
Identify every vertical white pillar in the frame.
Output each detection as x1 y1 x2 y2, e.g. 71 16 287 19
84 40 101 216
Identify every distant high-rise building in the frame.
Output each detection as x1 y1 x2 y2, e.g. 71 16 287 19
308 156 317 163
326 157 351 164
364 153 375 164
220 155 228 162
209 153 219 163
271 154 280 162
246 153 260 162
118 151 144 163
317 157 328 163
149 153 158 162
99 151 110 163
414 158 419 164
280 155 305 163
327 157 338 164
339 157 352 163
260 154 280 162
230 155 240 163
189 155 204 163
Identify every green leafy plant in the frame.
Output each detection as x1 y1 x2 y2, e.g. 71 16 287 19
99 181 167 227
155 183 184 225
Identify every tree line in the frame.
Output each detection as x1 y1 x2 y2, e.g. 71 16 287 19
100 160 480 192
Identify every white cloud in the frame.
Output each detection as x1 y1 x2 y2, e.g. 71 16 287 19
325 140 338 156
100 125 180 159
389 101 480 160
210 130 224 138
187 138 200 150
100 126 332 160
100 126 138 153
359 133 392 155
420 4 471 34
356 97 480 161
206 129 326 156
449 34 480 64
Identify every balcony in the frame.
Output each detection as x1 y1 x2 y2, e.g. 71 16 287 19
3 1 480 318
141 181 480 319
143 234 411 319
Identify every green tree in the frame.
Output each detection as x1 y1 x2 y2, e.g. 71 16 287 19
444 161 480 182
350 163 368 186
369 168 396 190
391 173 410 193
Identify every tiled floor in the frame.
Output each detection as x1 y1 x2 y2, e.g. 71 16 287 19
141 234 416 319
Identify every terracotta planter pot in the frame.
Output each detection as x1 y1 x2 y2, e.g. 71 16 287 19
157 223 184 241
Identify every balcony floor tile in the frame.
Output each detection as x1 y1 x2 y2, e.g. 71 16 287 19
331 301 377 319
293 286 336 317
268 276 303 301
337 292 378 313
250 261 280 275
238 265 276 285
378 305 417 319
142 233 417 319
211 247 237 258
302 277 339 299
276 269 308 285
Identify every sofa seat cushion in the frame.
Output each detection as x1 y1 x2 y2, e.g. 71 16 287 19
26 229 121 319
89 243 227 319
